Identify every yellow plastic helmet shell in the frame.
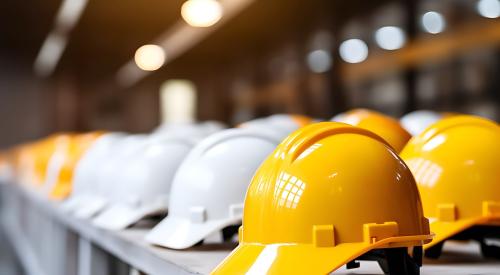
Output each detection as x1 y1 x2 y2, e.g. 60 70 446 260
49 132 104 200
400 115 500 250
289 114 313 127
332 109 411 152
32 134 67 186
212 122 431 274
15 135 63 187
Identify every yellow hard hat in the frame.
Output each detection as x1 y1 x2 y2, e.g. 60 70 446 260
401 115 500 259
32 134 68 186
212 122 432 275
49 132 103 200
332 109 411 152
289 114 313 127
14 136 62 187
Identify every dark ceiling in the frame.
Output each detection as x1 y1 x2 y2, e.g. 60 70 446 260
59 0 184 80
0 0 389 88
0 0 62 64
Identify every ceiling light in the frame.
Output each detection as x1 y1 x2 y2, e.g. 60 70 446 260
375 26 406 50
160 80 197 123
477 0 500 18
34 33 67 77
181 0 223 27
306 50 332 73
56 0 88 31
134 44 166 71
421 11 446 34
339 39 368 64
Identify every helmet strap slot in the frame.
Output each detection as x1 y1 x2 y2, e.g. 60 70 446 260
347 247 422 275
192 224 241 247
222 224 240 242
425 225 500 259
424 242 444 259
453 225 500 260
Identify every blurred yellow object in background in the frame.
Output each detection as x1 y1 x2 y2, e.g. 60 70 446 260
289 114 314 127
33 134 70 186
15 137 58 187
48 132 104 200
333 109 412 152
401 115 500 258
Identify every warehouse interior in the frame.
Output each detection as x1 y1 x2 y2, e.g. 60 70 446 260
0 0 499 274
1 0 499 145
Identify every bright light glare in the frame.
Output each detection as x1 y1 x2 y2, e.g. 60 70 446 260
57 0 88 29
421 11 446 34
339 39 368 64
134 45 166 71
374 26 406 50
477 0 500 18
307 50 332 73
160 80 197 124
181 0 223 27
34 33 67 77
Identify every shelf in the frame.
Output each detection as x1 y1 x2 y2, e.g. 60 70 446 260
1 183 499 275
0 184 230 275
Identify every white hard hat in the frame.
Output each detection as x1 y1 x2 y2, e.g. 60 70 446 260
145 128 283 249
194 121 227 135
60 133 126 213
91 134 198 230
240 114 310 137
331 112 348 123
0 157 13 183
400 110 442 136
73 134 148 219
153 121 226 138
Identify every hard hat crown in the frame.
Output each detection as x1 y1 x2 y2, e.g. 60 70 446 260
213 122 431 275
401 115 500 222
168 129 281 220
116 135 194 205
332 109 411 152
242 122 429 245
146 128 282 249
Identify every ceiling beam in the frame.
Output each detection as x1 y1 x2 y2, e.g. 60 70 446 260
342 19 500 83
34 0 88 77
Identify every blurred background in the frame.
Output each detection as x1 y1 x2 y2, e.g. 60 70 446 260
0 0 499 147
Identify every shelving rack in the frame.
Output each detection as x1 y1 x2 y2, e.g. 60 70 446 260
0 183 230 275
0 182 499 275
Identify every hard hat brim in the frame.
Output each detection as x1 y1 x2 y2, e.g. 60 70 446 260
212 235 432 274
92 202 166 231
60 195 86 213
145 216 240 249
425 216 500 250
73 196 109 219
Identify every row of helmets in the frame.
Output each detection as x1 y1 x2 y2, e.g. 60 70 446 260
0 110 498 274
